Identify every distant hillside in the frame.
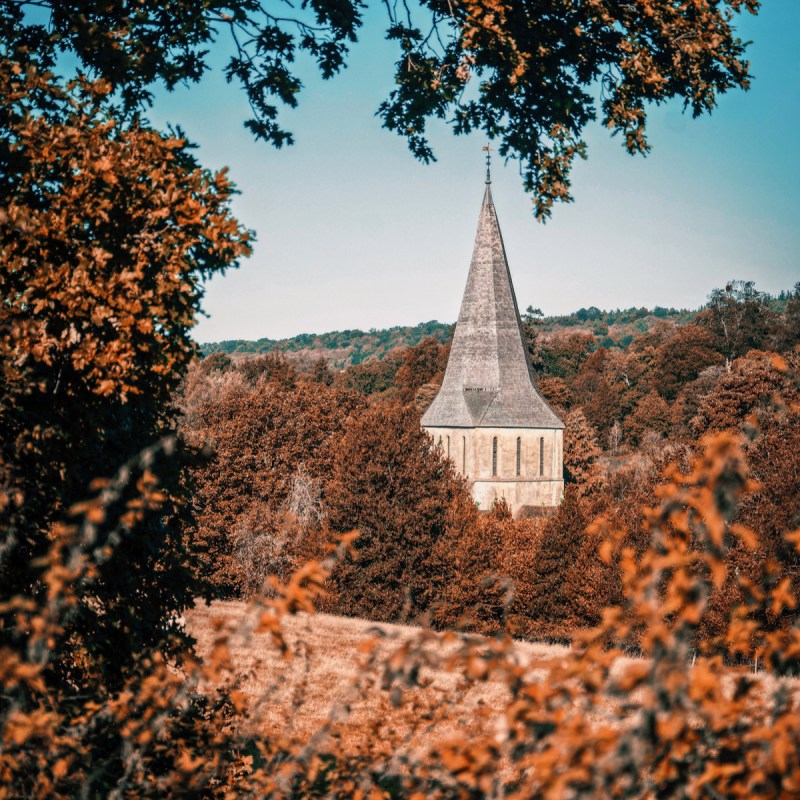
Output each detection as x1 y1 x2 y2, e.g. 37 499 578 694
530 304 697 350
200 306 701 368
201 321 453 369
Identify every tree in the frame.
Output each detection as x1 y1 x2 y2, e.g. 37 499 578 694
312 355 336 386
380 0 757 217
201 352 234 375
185 378 365 594
671 364 726 437
775 282 800 352
0 0 758 218
522 305 545 369
431 498 513 633
525 487 590 638
698 280 777 369
571 348 622 436
0 62 250 688
652 323 723 400
324 404 469 623
537 376 572 417
394 337 449 405
738 397 800 610
692 351 799 435
337 349 405 397
538 332 595 378
563 408 603 495
626 389 672 444
238 353 298 389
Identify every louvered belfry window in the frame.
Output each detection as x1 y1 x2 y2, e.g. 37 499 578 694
492 437 498 476
516 437 521 476
463 436 466 473
539 437 545 476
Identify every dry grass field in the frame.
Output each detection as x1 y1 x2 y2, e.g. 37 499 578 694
185 599 800 775
185 600 578 751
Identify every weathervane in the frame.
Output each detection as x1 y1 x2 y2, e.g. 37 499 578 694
483 144 492 184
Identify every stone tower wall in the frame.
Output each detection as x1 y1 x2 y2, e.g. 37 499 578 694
426 426 564 514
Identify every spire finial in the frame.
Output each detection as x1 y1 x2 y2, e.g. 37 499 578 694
482 144 492 184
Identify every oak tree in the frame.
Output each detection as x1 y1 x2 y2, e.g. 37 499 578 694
1 0 759 217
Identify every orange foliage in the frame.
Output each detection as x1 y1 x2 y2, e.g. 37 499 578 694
627 389 672 444
0 62 250 698
692 350 800 435
5 426 800 797
183 375 365 595
323 403 470 623
652 323 723 400
393 337 450 405
8 4 800 794
563 408 604 495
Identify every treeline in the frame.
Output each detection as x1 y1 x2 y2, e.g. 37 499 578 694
199 287 794 367
530 280 800 448
202 320 452 367
183 279 800 643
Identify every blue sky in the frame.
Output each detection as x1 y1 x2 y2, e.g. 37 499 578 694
149 2 799 343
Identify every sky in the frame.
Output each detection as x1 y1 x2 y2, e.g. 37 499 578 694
148 2 800 344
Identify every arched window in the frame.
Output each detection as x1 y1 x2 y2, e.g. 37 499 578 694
516 436 521 476
539 436 545 476
492 437 498 476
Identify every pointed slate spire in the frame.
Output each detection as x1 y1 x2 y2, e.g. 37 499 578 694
422 181 563 429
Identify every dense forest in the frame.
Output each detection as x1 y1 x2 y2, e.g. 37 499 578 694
184 279 800 641
202 321 453 366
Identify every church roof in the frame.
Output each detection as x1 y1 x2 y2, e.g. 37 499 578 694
421 180 564 430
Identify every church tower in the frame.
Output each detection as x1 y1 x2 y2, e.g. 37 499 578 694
421 166 564 515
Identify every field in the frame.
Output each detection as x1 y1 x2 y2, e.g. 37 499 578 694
185 600 578 748
185 601 800 780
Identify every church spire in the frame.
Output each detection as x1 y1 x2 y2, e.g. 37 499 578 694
421 166 563 430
